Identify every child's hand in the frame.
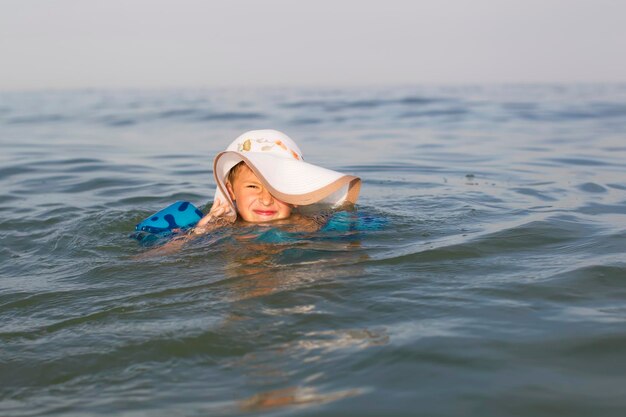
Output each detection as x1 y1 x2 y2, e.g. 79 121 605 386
193 199 236 234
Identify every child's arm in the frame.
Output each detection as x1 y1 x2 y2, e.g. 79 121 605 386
136 199 236 258
192 198 236 235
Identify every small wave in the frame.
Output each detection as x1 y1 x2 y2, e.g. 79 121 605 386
509 102 626 122
607 183 626 191
577 182 608 193
348 163 426 173
280 98 383 111
556 306 626 324
546 157 610 166
289 117 323 126
0 164 37 180
396 96 446 105
511 187 558 202
280 96 451 113
100 116 138 127
577 203 626 225
398 108 468 119
59 177 145 194
196 111 266 121
7 114 69 124
156 108 201 119
369 214 600 267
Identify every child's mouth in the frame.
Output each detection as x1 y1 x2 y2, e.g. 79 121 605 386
253 209 277 217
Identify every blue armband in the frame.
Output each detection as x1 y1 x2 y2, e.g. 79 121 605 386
130 201 203 244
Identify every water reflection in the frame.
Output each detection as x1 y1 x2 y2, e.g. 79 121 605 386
212 226 383 412
238 386 363 412
220 227 369 301
294 328 390 352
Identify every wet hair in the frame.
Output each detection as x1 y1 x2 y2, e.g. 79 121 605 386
226 161 248 185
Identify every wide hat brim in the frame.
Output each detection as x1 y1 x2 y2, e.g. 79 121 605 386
213 151 361 210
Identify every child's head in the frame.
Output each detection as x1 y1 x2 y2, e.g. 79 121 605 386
225 161 293 223
213 129 361 220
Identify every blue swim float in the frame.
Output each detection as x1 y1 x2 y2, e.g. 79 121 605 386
131 201 203 244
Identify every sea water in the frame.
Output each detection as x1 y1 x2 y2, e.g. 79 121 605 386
1 85 626 416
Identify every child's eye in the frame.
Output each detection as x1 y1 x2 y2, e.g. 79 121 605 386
246 184 259 189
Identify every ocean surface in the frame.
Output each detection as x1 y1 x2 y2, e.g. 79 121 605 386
1 84 626 416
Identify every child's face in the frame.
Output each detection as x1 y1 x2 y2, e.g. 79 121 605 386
226 164 293 223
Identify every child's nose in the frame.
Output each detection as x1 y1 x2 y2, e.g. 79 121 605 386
259 188 273 205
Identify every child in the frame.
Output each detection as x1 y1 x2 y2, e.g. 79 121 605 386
193 129 361 234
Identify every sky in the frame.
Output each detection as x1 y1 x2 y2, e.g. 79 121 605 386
1 0 625 91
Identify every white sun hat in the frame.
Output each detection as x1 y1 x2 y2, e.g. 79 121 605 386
213 129 361 211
